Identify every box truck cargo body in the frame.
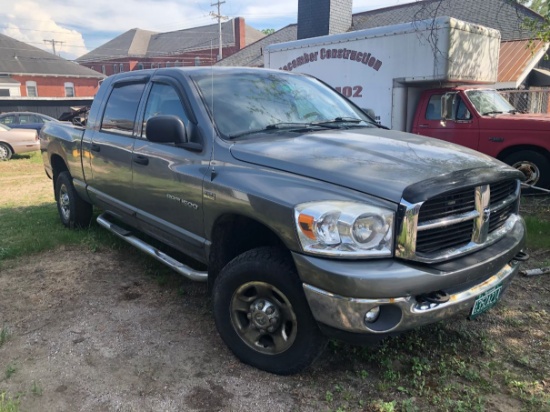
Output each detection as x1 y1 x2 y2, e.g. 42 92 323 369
265 17 500 130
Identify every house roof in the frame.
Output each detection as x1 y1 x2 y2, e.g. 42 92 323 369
497 39 550 88
77 18 265 62
216 0 545 69
351 0 543 41
0 33 105 78
216 25 297 67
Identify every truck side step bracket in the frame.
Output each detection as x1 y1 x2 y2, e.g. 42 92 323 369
96 213 208 282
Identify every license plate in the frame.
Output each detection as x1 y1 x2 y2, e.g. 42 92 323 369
470 283 503 319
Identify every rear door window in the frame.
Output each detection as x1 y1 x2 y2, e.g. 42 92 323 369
101 82 146 135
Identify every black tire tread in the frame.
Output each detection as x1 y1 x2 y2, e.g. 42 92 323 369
56 171 93 228
213 247 327 375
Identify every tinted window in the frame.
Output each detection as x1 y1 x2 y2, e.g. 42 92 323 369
425 95 442 120
101 82 146 135
193 71 372 138
0 115 16 125
142 83 190 139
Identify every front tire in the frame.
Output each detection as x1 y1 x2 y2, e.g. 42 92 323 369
213 247 327 375
503 150 550 190
55 171 93 228
0 143 12 161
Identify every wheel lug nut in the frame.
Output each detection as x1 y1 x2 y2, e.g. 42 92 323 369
266 307 274 315
267 326 275 332
258 301 264 309
247 313 252 319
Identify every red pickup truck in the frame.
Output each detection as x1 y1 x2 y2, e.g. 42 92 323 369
411 87 550 191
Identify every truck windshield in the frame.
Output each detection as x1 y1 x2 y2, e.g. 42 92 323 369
192 71 374 138
465 89 516 115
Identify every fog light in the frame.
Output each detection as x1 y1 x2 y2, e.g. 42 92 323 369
364 306 381 324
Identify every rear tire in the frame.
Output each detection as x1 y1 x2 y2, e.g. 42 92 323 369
503 150 550 191
55 171 93 228
213 247 327 375
0 143 12 161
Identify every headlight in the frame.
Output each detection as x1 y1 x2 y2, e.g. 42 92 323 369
295 201 394 258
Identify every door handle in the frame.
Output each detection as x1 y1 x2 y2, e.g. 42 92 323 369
417 124 429 128
90 143 101 152
133 155 149 166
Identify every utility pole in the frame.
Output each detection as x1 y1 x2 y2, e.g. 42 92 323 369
43 39 64 56
210 1 227 61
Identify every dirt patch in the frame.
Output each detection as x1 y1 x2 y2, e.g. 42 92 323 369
0 247 312 411
1 245 549 411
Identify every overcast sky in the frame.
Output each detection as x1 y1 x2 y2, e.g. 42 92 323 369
1 0 416 60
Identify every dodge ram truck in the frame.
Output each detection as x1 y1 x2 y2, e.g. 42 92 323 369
41 67 527 375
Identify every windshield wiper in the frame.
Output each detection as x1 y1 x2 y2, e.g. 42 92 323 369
314 117 363 125
482 110 504 116
508 109 519 114
227 122 318 139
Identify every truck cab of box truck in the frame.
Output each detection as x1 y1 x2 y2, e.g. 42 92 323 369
412 87 550 190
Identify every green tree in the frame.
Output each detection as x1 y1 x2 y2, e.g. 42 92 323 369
516 0 549 44
261 28 276 35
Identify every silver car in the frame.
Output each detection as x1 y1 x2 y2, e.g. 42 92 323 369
0 123 39 160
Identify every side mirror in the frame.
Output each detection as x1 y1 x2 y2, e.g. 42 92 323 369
441 93 458 121
146 115 188 144
362 108 376 120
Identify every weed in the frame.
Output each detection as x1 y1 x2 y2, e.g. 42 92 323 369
5 364 16 379
0 392 19 412
30 381 42 396
524 215 550 249
357 369 368 380
372 399 396 412
0 327 10 347
400 398 419 412
325 390 333 403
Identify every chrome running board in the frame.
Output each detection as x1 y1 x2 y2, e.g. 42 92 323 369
97 213 208 282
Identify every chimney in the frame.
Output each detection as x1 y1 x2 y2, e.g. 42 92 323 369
234 17 246 50
297 0 352 40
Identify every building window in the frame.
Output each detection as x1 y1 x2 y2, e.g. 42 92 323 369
165 62 171 68
26 81 37 97
194 57 201 66
113 64 118 73
137 63 144 70
120 63 124 72
102 65 106 75
64 82 75 97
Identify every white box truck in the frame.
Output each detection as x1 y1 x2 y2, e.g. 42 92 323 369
265 17 550 190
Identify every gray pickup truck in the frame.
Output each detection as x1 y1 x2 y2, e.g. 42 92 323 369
41 67 527 375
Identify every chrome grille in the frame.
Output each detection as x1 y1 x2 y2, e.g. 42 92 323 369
418 187 475 224
416 220 473 254
397 179 520 263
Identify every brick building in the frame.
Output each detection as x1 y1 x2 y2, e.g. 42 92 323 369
0 33 105 98
77 18 265 76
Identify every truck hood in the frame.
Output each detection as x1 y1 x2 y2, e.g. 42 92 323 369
230 128 516 203
481 113 550 131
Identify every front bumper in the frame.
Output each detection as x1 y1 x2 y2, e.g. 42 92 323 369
293 217 525 336
303 259 520 335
